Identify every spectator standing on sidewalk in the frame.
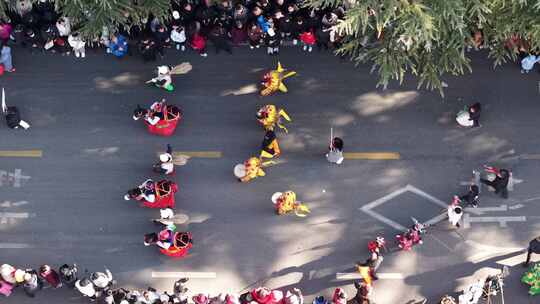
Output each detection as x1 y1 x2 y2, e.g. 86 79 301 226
171 25 186 51
521 53 540 73
68 32 86 58
0 41 15 73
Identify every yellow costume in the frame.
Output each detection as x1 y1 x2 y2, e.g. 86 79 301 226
260 130 281 159
240 157 266 182
260 62 297 97
274 191 310 216
257 105 292 133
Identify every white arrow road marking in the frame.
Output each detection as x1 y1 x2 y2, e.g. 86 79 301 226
0 243 31 248
465 205 508 215
462 214 526 229
336 273 404 280
151 272 217 279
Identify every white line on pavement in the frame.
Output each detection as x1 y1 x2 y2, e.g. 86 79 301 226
362 208 406 231
151 272 217 279
0 212 30 218
462 214 526 228
336 273 404 280
0 243 31 248
465 205 507 215
508 204 524 210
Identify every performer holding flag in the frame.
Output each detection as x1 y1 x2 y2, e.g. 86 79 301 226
326 128 344 164
146 63 192 92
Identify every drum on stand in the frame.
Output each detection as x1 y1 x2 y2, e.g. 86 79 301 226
271 192 283 205
456 110 473 127
234 164 246 178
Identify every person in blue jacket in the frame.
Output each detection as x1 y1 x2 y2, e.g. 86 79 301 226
110 33 128 58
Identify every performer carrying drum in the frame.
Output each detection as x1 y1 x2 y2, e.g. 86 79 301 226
2 88 30 129
456 102 481 128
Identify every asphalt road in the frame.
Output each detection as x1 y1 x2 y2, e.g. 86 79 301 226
1 45 539 304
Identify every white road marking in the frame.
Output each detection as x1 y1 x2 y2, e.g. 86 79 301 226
509 204 524 210
462 214 526 229
361 185 448 231
0 212 31 224
424 212 447 226
0 243 31 248
151 272 217 279
465 240 525 264
336 273 404 280
508 175 522 191
495 252 539 267
0 169 31 187
465 205 507 215
0 201 29 208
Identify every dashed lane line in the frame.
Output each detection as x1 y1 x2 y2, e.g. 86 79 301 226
0 150 42 157
344 152 400 160
151 272 217 279
0 243 32 248
170 151 222 158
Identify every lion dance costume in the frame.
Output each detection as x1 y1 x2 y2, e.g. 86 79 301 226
239 157 266 183
257 105 291 133
272 191 310 216
260 62 296 97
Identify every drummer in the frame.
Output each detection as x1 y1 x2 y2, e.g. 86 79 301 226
237 157 266 182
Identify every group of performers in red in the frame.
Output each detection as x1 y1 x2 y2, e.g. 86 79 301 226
129 89 192 257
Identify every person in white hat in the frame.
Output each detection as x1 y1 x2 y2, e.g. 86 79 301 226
154 144 174 175
447 196 464 228
148 65 174 91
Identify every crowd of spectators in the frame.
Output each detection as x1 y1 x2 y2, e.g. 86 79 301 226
0 0 348 63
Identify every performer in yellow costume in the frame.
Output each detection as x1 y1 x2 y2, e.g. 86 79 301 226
260 130 281 159
272 191 310 216
237 157 266 183
260 62 297 97
256 105 292 133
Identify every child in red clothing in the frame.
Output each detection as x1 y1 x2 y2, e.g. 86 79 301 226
299 30 316 52
190 32 208 57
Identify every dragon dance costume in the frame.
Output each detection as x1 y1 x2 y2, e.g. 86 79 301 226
256 105 291 133
260 62 296 97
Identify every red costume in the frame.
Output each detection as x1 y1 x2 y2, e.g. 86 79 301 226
160 232 193 257
145 104 182 136
143 180 178 209
299 31 316 46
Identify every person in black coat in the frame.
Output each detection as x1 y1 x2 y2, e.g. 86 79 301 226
524 236 540 267
154 25 170 57
468 102 481 127
139 36 157 62
209 22 232 54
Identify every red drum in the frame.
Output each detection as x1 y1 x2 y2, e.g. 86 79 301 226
159 232 193 258
143 181 178 209
145 105 182 136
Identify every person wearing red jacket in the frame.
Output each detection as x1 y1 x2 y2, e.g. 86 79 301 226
299 30 316 52
190 32 207 57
